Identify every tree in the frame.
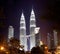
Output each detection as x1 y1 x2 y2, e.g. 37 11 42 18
9 37 24 54
9 37 24 49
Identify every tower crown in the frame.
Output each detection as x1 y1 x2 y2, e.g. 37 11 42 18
20 12 25 24
30 9 35 21
21 12 25 20
31 9 34 15
30 9 36 27
9 26 13 28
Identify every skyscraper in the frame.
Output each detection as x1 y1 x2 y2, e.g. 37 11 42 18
53 30 58 47
47 33 51 49
8 26 14 39
30 9 36 50
8 9 40 51
20 12 27 51
35 27 40 46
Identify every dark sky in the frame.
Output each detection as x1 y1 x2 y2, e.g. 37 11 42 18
0 0 60 40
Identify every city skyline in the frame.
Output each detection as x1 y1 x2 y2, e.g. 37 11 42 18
7 8 59 51
8 8 38 51
0 0 60 47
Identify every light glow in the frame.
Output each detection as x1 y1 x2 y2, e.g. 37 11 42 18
8 26 14 39
30 24 36 27
35 27 40 34
20 21 25 24
30 17 35 20
31 9 34 15
20 27 26 29
56 46 60 54
0 46 5 51
40 41 43 46
21 13 25 20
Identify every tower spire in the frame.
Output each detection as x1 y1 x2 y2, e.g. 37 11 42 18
21 12 25 20
20 12 27 51
30 8 36 50
31 8 34 15
30 8 36 27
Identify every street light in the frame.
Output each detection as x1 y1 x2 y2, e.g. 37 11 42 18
0 46 9 54
44 46 48 50
6 52 9 54
56 46 60 54
0 46 5 51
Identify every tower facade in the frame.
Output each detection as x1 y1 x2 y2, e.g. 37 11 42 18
8 9 39 51
20 13 27 51
30 9 36 50
47 33 51 49
8 26 14 39
35 27 40 46
53 30 58 47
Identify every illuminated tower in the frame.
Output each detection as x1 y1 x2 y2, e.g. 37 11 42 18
8 26 14 39
20 12 27 51
53 30 58 47
30 9 36 50
47 33 51 49
35 27 40 46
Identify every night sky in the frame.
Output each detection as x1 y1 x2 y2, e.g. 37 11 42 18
0 0 60 41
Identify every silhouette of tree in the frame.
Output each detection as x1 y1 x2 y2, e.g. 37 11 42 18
9 37 24 54
9 37 24 49
9 37 20 49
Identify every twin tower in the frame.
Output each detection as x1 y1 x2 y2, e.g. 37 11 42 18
8 9 36 51
20 9 36 51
